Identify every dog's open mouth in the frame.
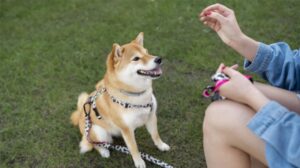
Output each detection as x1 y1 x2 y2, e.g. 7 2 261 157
137 67 162 78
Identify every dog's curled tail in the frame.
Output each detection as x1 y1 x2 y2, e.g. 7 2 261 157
70 92 89 126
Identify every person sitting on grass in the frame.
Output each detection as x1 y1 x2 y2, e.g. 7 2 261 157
199 3 300 168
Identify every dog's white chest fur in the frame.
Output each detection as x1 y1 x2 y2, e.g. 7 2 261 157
122 94 157 129
123 108 152 128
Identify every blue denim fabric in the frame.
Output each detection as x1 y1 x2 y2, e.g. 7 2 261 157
244 42 300 92
248 101 300 168
244 42 300 168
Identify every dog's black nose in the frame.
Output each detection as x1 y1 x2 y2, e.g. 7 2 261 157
154 57 162 64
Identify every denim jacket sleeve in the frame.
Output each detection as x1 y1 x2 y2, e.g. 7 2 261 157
248 101 300 167
244 42 300 92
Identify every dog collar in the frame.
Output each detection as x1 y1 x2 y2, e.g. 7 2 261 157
109 94 153 109
93 87 153 109
107 88 153 109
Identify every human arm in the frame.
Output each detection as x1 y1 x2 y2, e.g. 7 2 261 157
200 4 300 92
199 3 259 62
254 82 300 114
245 42 300 92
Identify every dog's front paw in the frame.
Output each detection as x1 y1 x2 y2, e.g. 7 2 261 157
157 142 170 151
134 157 146 168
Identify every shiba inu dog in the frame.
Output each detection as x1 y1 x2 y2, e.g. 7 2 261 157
70 32 170 168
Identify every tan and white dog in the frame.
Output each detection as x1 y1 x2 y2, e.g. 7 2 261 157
70 32 170 168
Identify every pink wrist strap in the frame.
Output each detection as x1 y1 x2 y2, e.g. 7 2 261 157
213 75 252 92
213 79 229 92
202 74 253 99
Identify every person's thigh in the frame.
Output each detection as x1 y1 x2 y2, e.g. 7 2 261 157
255 82 300 113
204 100 268 166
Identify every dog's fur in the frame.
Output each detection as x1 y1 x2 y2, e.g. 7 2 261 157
70 33 170 168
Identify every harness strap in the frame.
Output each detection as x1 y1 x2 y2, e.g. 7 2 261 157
83 98 102 119
83 101 92 116
93 107 102 119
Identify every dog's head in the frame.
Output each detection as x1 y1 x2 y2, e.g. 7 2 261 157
106 32 162 90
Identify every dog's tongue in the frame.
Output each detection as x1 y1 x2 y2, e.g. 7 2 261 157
153 67 162 74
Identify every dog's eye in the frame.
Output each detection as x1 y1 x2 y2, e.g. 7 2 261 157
132 57 140 61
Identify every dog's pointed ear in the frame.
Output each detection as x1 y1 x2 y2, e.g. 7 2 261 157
112 43 122 61
107 43 121 71
133 32 144 46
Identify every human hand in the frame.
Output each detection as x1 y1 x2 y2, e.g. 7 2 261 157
199 3 244 47
217 64 270 111
216 63 238 73
199 4 259 61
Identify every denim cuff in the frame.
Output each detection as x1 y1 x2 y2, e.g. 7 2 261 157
247 101 288 136
244 42 273 73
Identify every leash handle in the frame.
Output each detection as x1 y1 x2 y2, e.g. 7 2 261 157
213 79 229 92
214 75 253 91
203 72 253 100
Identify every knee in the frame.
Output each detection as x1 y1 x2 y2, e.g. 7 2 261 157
203 101 226 136
203 100 249 136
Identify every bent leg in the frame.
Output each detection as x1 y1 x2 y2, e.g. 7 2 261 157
79 136 93 154
203 100 267 168
92 125 112 158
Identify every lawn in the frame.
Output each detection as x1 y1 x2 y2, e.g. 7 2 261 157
1 0 299 167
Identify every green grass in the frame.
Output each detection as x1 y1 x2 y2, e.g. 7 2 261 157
1 0 299 167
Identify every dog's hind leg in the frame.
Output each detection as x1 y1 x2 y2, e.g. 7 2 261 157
94 145 110 158
79 136 93 154
92 125 112 158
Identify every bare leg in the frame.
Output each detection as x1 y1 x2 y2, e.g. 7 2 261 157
203 82 299 168
203 100 267 168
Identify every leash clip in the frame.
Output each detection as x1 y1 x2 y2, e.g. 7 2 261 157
202 85 215 98
83 99 92 117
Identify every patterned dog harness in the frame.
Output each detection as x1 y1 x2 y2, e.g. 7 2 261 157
83 88 173 168
203 72 253 101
